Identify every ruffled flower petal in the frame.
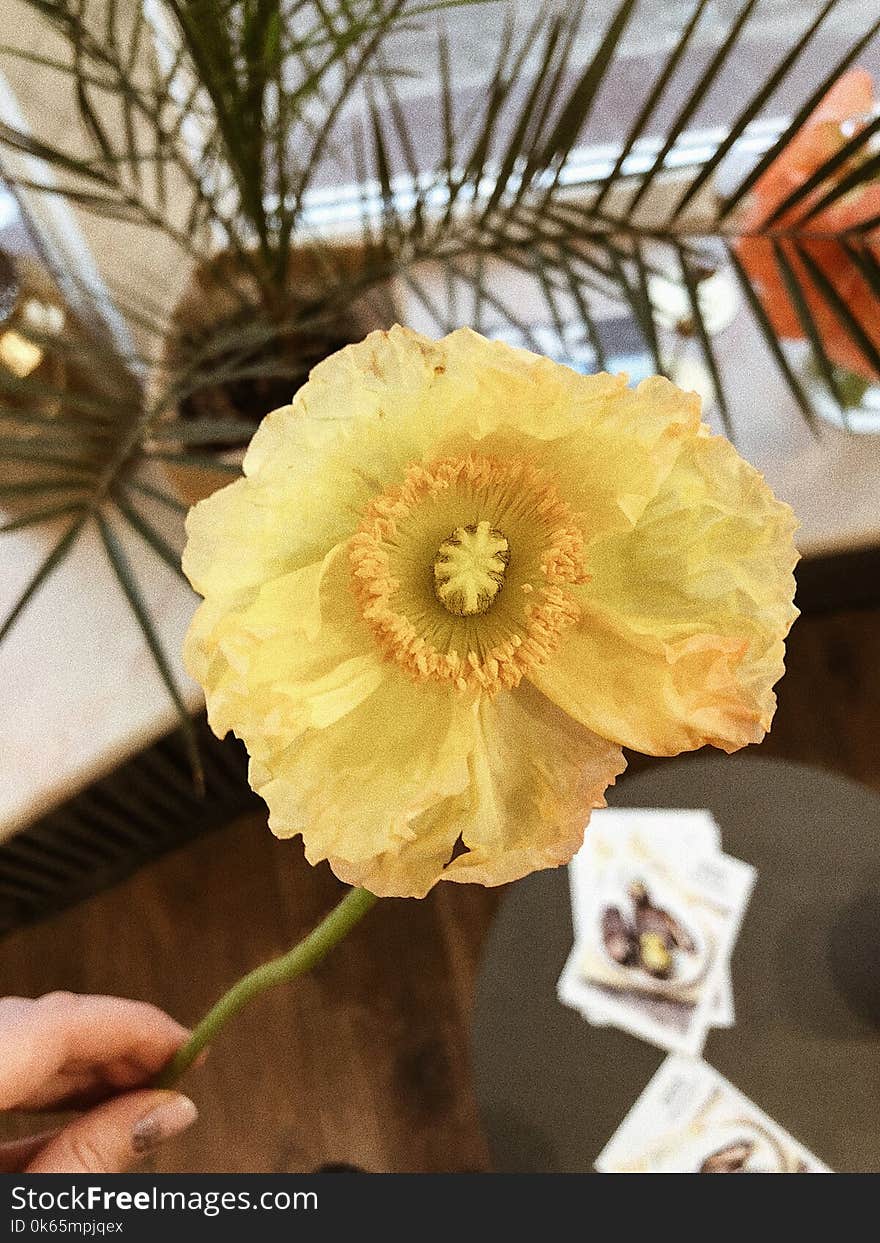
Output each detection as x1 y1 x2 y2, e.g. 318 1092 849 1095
531 431 798 755
314 681 624 898
184 542 383 747
442 680 626 888
532 374 701 534
249 671 474 897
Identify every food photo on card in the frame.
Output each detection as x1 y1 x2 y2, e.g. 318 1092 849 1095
558 810 755 1056
595 1055 831 1174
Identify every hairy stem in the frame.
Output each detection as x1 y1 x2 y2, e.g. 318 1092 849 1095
154 886 379 1088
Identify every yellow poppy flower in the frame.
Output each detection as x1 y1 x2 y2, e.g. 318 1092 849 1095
183 327 798 898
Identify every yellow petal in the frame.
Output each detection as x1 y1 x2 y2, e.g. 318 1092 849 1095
184 543 382 748
183 333 698 615
443 680 626 888
434 327 627 442
250 325 452 497
271 326 641 484
532 374 701 534
182 327 798 897
182 463 365 609
531 431 798 754
326 792 475 899
316 680 624 897
251 671 473 892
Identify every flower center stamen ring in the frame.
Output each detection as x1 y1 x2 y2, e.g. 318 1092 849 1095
433 521 510 617
349 454 588 695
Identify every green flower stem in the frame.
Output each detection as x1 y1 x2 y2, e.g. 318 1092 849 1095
154 886 379 1089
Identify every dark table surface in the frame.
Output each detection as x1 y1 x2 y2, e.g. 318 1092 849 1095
2 601 880 1172
472 755 880 1173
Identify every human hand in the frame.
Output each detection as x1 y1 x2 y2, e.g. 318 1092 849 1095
0 992 198 1172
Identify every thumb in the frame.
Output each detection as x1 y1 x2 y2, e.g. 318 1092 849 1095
25 1090 198 1173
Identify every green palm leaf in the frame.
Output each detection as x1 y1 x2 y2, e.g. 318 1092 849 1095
0 514 87 643
771 240 847 414
718 11 880 221
2 0 880 800
669 0 839 222
591 0 711 216
95 510 203 789
724 241 819 434
627 0 762 220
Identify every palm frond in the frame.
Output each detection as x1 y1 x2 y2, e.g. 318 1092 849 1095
95 510 203 789
669 0 840 222
0 514 87 643
842 238 880 302
674 241 732 434
479 14 567 222
0 477 95 500
0 501 83 534
771 239 847 413
796 242 880 379
536 0 639 197
629 0 764 220
2 0 880 806
630 240 664 376
127 476 190 515
762 113 880 228
112 490 187 582
144 449 245 473
346 0 880 438
724 241 819 434
796 149 880 228
718 10 880 221
148 416 259 445
591 0 711 216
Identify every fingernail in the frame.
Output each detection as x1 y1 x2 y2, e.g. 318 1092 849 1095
132 1093 198 1154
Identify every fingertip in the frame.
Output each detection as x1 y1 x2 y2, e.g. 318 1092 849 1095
131 1092 199 1156
25 1089 199 1173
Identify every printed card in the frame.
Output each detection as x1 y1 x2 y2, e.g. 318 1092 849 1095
559 809 754 1056
595 1055 831 1173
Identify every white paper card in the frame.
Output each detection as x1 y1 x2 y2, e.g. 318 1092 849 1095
595 1055 831 1173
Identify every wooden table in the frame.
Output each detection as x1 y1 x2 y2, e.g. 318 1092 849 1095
1 600 879 1171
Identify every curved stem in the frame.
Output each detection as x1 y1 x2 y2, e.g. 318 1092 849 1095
154 886 379 1089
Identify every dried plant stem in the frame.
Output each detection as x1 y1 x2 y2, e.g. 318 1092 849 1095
154 886 379 1089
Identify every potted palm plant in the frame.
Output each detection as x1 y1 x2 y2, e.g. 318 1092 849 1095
0 0 878 829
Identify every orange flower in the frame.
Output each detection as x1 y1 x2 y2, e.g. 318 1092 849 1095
737 68 880 380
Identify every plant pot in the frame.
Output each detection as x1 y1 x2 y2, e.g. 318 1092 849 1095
157 241 391 506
